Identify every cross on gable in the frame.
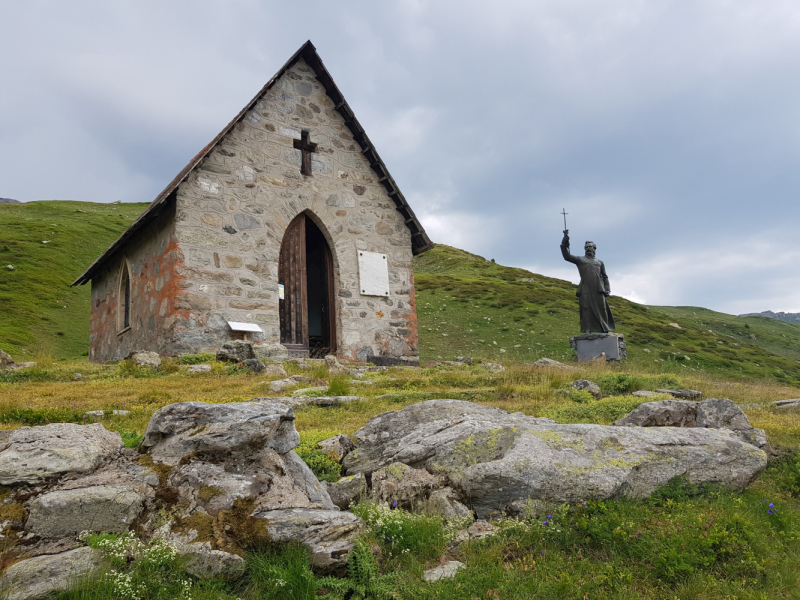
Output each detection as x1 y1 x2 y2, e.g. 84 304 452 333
293 130 317 176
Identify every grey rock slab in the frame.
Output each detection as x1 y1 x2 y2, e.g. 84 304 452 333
188 364 212 373
571 379 602 399
696 397 752 430
631 390 665 398
140 400 299 466
773 399 800 409
344 399 767 519
85 410 130 418
27 485 143 538
0 546 105 600
480 362 505 373
423 560 465 582
614 398 768 449
655 389 704 400
614 400 698 428
168 449 336 513
324 473 367 510
254 343 289 361
252 509 363 572
0 423 123 485
318 434 355 461
269 375 313 393
289 396 364 408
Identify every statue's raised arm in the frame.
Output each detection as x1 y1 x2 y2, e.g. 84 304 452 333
560 231 579 265
559 232 616 334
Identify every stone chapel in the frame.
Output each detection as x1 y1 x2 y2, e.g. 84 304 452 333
73 41 433 364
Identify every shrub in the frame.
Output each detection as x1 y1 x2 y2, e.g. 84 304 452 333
177 353 216 365
352 502 446 561
568 388 595 404
295 431 342 483
318 541 398 600
544 396 644 424
326 375 351 397
79 532 192 600
242 543 319 599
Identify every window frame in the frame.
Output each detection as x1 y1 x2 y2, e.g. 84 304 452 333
117 259 132 334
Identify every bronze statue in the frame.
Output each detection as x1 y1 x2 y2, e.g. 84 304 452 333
561 230 616 333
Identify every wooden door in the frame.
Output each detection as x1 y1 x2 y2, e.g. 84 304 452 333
279 215 308 352
324 242 337 352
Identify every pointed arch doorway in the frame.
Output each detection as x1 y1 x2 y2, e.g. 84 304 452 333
279 213 337 358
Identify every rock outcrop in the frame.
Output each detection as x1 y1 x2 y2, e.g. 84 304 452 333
0 423 123 485
0 399 363 595
614 397 768 449
343 399 768 518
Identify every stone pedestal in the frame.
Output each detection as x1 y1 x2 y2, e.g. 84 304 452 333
569 333 627 362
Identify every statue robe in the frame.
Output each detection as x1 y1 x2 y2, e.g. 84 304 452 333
561 242 616 333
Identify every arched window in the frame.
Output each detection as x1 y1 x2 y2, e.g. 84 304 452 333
118 261 131 332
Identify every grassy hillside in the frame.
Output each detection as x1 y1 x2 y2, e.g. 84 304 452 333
415 245 800 385
0 201 146 358
1 201 800 387
653 305 800 362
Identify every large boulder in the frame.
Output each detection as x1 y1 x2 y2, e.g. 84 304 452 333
0 423 123 485
140 401 300 465
139 400 341 554
614 397 768 449
27 485 143 539
343 400 767 518
252 508 363 572
0 546 105 600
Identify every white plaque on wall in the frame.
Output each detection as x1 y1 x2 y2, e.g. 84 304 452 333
357 251 390 296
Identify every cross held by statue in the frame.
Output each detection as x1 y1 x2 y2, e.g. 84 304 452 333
293 130 317 176
561 208 568 232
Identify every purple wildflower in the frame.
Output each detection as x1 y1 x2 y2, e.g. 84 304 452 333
769 509 774 515
769 503 774 508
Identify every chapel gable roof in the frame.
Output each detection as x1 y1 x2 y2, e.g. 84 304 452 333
73 40 433 286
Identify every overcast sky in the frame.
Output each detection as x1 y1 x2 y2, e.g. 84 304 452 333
2 1 799 314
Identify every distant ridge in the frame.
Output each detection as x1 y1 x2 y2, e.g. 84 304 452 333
739 310 800 324
0 198 20 203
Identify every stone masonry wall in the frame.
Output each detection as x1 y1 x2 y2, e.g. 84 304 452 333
170 58 418 361
89 206 184 362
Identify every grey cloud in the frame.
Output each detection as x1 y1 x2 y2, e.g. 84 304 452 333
1 0 799 312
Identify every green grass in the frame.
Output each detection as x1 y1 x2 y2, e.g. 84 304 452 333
0 200 146 359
